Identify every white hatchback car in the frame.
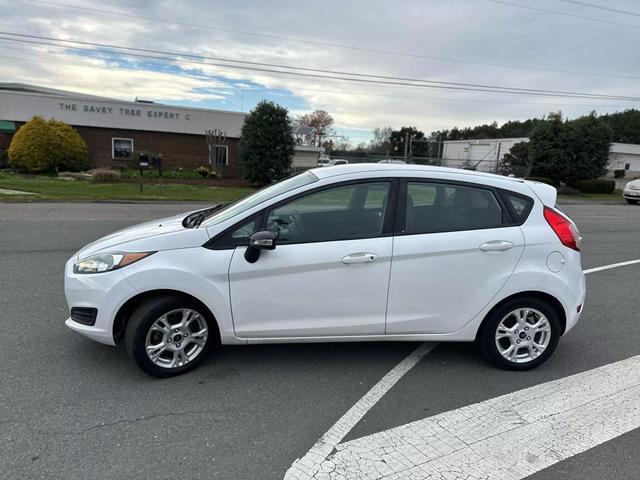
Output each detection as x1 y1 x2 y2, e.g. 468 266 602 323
65 165 585 377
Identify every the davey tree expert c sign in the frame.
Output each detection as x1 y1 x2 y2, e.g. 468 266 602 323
58 102 192 121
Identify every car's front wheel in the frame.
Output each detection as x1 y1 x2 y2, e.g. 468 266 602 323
478 297 561 370
625 199 639 205
125 295 214 377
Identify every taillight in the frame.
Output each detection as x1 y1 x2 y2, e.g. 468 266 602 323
543 206 581 251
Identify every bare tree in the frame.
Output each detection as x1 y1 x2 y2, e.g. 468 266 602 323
296 110 335 146
369 126 393 154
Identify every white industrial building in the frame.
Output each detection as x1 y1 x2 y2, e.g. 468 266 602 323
608 143 640 173
442 137 640 174
441 138 529 172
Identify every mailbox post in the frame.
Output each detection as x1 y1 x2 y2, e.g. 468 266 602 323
138 153 149 194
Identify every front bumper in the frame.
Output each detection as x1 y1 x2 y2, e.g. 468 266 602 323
64 256 138 346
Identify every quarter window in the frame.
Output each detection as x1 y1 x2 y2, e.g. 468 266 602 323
112 138 133 159
404 182 504 234
267 182 391 244
501 190 533 224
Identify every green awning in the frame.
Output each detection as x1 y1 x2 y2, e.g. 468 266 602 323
0 120 16 133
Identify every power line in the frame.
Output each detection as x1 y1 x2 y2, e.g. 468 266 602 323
1 31 639 102
488 0 640 30
0 44 630 109
556 0 640 18
24 0 640 82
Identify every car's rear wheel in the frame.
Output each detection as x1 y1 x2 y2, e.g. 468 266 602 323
625 199 639 205
125 295 214 377
479 297 561 370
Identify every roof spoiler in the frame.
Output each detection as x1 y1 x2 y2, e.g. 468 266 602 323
524 180 557 207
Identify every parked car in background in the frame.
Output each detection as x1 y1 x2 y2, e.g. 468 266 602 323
623 179 640 204
65 164 585 377
317 158 331 167
377 159 406 164
329 159 349 166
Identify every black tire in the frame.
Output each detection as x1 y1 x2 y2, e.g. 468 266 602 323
125 295 215 378
478 296 561 371
625 199 639 205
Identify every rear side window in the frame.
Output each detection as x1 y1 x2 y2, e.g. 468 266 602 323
404 182 505 234
500 190 534 224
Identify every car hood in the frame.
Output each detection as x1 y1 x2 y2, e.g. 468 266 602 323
625 179 640 189
76 211 210 260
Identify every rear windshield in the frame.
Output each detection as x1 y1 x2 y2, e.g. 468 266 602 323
202 171 318 227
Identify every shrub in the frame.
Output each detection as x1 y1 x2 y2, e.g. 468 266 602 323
573 179 615 194
91 169 121 182
49 120 89 172
195 166 218 179
525 176 559 187
8 117 58 173
614 169 626 179
8 116 89 173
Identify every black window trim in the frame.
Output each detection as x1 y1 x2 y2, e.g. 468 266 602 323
394 177 520 236
204 177 400 250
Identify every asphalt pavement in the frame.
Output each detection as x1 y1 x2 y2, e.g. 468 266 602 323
1 201 639 480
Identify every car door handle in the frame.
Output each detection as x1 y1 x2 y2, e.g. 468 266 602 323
342 253 378 264
479 240 515 252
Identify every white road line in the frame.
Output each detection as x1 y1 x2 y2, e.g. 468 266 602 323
285 258 640 479
307 355 640 480
583 258 640 274
285 342 438 480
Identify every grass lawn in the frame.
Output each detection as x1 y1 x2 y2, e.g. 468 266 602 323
558 190 625 203
0 171 255 202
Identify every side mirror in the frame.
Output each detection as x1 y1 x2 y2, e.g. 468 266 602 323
244 230 277 263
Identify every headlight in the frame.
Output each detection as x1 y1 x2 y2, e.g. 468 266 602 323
73 252 154 274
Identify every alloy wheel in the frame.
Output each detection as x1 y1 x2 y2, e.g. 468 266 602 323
145 308 208 369
494 307 552 364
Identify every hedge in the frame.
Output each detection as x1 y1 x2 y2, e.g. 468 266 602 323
573 179 615 194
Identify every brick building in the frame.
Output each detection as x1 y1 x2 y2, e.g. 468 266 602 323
0 83 246 177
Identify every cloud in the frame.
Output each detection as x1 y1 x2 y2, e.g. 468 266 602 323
1 0 639 141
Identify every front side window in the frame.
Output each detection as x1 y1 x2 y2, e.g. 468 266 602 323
266 182 390 244
203 171 318 228
405 182 504 234
112 138 133 159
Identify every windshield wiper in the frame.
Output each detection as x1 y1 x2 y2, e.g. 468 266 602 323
182 204 226 228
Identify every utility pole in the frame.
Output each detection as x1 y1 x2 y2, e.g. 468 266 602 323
495 142 502 174
403 131 410 162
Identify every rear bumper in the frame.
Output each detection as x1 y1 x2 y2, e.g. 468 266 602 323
564 270 586 334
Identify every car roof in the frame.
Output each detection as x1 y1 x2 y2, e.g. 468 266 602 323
309 163 524 184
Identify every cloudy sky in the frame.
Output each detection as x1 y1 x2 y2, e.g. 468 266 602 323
1 0 639 144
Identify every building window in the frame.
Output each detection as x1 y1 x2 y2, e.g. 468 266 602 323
209 145 228 166
112 138 133 159
625 163 631 171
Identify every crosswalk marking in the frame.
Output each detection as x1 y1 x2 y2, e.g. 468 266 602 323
297 356 640 479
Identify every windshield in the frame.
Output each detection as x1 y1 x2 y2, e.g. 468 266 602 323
202 171 318 227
